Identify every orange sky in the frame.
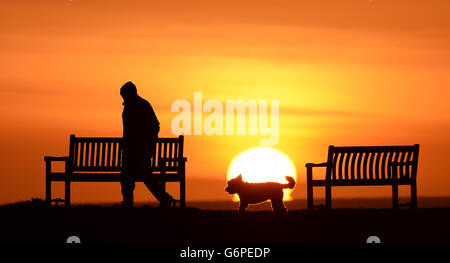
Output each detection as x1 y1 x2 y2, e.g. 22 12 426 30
1 0 450 204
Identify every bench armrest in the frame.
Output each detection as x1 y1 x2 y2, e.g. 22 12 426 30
44 156 70 175
305 162 328 168
44 156 69 162
306 162 328 183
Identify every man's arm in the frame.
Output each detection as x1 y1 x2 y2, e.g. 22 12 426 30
145 101 160 135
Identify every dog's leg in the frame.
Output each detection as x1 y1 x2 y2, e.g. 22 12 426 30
271 199 287 214
238 202 248 214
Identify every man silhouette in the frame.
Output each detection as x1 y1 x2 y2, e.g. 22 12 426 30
120 81 174 207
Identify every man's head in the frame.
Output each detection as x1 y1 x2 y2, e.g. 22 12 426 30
120 81 138 102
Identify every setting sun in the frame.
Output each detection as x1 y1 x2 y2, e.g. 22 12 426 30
227 147 297 201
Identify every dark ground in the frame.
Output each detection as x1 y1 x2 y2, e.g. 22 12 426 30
1 199 450 243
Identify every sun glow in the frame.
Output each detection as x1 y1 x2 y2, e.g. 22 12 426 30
227 147 297 201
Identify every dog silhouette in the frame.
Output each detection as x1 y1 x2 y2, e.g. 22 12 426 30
225 174 295 214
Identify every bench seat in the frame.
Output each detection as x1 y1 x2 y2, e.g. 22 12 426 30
309 178 415 186
49 173 184 182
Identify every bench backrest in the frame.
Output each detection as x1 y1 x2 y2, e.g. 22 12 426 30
68 135 184 172
325 145 419 181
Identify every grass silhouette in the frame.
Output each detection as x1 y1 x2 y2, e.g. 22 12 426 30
1 199 450 242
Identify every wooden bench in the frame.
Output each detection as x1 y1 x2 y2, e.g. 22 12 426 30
44 135 187 207
306 145 419 210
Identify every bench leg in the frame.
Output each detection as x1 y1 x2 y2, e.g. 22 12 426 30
65 180 71 207
307 185 313 211
180 177 186 209
325 185 332 209
411 182 417 209
45 162 51 206
307 166 313 211
46 180 51 206
392 184 399 209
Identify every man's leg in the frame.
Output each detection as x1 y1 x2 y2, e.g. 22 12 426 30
121 175 135 207
141 157 174 207
141 142 175 208
121 152 137 207
144 179 174 206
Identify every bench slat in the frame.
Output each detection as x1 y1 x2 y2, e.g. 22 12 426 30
356 152 363 180
397 152 406 178
338 153 344 180
79 141 85 167
350 152 356 180
362 152 369 180
375 152 381 179
83 142 88 167
164 141 168 159
400 151 408 179
332 153 338 180
381 151 387 179
174 141 179 167
89 142 95 167
106 142 111 167
157 142 162 167
387 151 393 179
95 142 100 167
101 141 106 167
118 141 123 167
369 152 375 179
168 141 173 167
405 151 412 179
393 151 401 179
112 141 117 167
72 140 78 166
344 152 350 180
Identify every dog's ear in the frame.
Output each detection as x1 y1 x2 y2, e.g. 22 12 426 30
237 174 243 181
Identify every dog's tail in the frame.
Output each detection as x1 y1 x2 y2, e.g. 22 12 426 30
283 176 296 189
